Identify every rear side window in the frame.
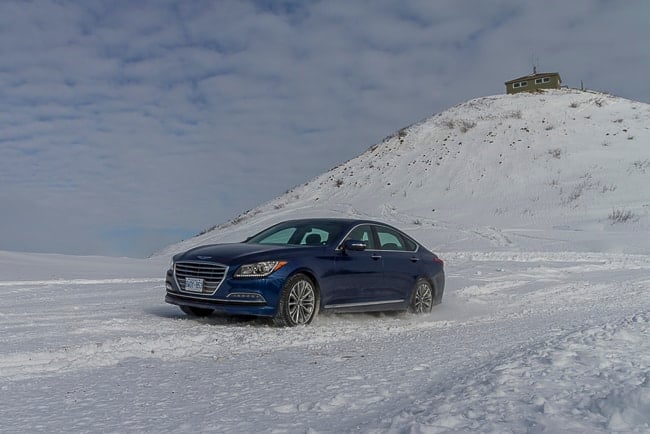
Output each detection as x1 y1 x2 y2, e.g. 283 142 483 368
375 226 416 251
402 237 417 251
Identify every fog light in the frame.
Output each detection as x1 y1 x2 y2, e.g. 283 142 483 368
227 292 265 302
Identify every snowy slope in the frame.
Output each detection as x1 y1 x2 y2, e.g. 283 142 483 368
161 89 650 256
2 89 650 433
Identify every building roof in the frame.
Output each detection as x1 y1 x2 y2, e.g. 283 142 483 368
505 72 561 85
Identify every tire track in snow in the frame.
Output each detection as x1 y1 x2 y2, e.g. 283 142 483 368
2 251 649 385
0 278 161 287
0 314 458 381
377 312 650 433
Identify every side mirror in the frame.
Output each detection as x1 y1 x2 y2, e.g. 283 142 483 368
342 239 367 251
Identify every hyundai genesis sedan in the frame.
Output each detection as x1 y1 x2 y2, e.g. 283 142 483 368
165 218 445 326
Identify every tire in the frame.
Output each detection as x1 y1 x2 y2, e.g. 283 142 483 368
273 274 319 327
180 305 214 317
409 279 433 314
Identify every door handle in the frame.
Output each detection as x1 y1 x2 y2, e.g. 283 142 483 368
371 254 382 260
410 257 420 262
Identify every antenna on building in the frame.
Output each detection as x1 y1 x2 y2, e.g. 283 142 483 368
531 54 539 74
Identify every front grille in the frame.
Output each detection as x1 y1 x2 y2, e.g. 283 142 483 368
174 261 228 295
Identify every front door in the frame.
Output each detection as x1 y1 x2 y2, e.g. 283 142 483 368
325 225 382 307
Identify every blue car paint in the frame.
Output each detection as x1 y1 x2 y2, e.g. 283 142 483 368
165 218 445 319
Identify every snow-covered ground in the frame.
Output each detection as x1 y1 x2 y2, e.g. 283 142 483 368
1 246 649 433
2 90 650 432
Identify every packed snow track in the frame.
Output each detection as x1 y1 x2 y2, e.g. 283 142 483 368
0 250 649 433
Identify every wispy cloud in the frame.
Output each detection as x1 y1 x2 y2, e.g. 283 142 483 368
1 0 648 256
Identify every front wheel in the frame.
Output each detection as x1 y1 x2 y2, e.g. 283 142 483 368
409 279 433 314
274 274 319 327
180 306 214 317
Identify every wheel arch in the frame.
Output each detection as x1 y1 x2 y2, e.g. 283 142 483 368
413 275 434 295
429 271 445 305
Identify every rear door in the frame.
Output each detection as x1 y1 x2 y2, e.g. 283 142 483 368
374 225 421 303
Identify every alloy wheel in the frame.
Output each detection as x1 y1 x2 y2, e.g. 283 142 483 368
287 279 316 325
413 281 433 313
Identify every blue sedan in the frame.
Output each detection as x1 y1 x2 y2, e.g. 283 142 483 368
165 218 445 326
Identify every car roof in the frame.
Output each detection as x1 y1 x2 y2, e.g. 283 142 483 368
276 218 412 235
279 217 386 226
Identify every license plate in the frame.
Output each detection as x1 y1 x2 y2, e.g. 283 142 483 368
185 277 204 292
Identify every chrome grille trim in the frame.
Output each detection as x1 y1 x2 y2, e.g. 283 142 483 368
174 261 228 295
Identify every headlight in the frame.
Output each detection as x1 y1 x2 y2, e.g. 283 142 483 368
234 260 288 278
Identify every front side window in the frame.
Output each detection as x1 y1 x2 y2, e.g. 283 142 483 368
345 225 377 249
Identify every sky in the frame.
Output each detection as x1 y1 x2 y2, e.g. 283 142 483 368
1 0 649 257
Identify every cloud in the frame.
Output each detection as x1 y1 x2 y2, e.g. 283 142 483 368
0 0 648 256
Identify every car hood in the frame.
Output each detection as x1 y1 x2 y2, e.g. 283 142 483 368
174 243 312 265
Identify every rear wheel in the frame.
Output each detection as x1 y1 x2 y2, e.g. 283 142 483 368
274 274 319 327
409 279 433 314
180 306 214 317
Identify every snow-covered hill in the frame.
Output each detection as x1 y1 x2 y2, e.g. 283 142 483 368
161 89 650 256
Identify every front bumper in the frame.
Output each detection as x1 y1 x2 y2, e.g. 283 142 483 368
164 268 281 317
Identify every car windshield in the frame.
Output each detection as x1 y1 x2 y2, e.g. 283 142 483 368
245 220 348 247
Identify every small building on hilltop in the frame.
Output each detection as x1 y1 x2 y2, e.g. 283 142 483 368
505 71 562 94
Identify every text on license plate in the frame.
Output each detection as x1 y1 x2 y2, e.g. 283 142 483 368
185 277 204 292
